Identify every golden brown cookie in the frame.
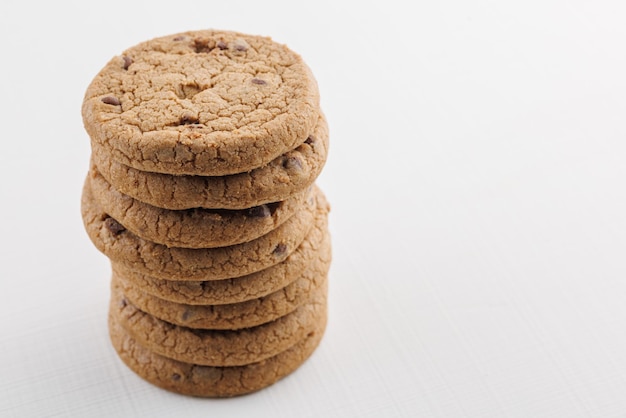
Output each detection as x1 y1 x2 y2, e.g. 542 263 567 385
110 281 327 366
108 307 326 397
87 163 309 248
90 113 328 210
113 250 329 329
81 180 329 281
111 220 331 305
82 30 320 176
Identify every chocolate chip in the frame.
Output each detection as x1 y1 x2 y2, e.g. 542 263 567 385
122 56 133 70
101 96 121 106
193 37 215 53
104 217 126 235
251 78 266 85
247 205 271 218
217 40 228 50
171 373 181 381
273 243 287 256
282 156 302 170
119 297 128 308
181 310 192 321
305 136 315 144
234 44 247 52
173 36 185 41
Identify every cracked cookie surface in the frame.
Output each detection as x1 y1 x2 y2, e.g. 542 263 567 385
82 180 329 281
109 307 326 397
111 220 331 305
91 113 328 210
87 164 309 248
82 30 320 176
111 282 327 366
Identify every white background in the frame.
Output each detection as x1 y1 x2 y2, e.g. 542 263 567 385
2 1 626 417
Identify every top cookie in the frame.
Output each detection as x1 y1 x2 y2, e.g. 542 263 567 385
82 30 320 176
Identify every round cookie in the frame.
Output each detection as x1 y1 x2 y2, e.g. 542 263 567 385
111 282 327 366
108 308 326 397
111 220 331 305
113 251 329 329
82 30 320 176
87 164 309 249
91 113 328 210
81 180 329 281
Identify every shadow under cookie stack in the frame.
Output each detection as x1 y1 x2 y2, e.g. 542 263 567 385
80 30 331 397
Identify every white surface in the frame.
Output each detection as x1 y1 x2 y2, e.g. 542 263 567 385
1 1 626 417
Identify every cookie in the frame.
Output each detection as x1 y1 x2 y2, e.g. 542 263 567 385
81 180 329 281
111 281 327 366
87 163 309 249
111 220 331 305
109 306 326 397
113 250 329 329
91 113 328 210
82 30 320 176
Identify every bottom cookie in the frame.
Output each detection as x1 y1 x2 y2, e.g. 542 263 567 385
109 307 326 398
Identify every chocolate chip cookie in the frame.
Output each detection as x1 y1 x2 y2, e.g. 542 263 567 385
82 180 329 281
109 307 326 397
111 281 327 366
110 211 331 305
87 163 309 248
82 30 320 176
90 113 328 210
113 251 329 329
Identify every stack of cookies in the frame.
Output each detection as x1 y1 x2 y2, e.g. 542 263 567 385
80 30 331 397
